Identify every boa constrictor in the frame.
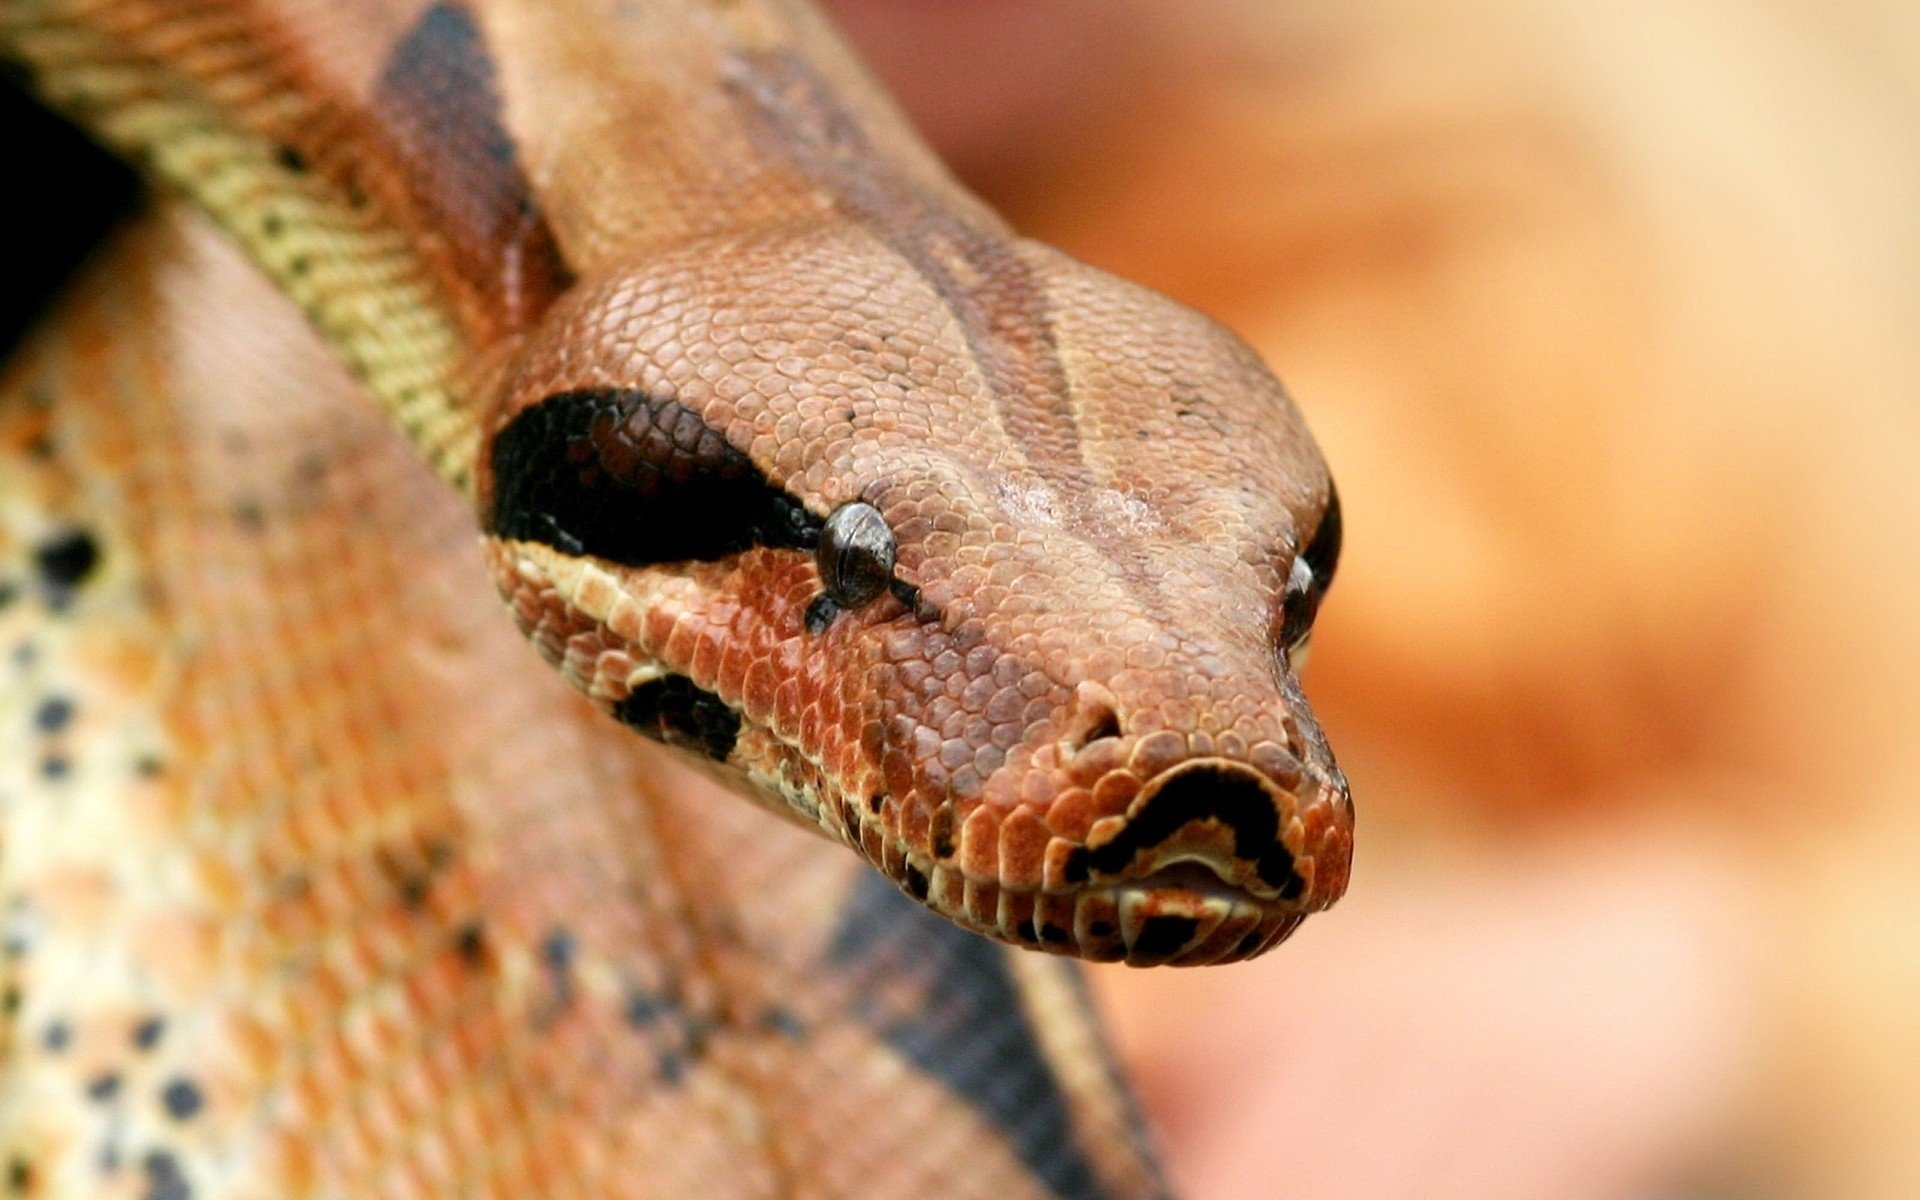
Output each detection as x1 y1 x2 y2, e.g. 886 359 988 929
0 1 1349 1196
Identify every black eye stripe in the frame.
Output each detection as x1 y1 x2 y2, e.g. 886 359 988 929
613 674 740 761
489 388 822 565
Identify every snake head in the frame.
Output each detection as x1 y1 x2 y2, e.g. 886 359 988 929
480 225 1351 965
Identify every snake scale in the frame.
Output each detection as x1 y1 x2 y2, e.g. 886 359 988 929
0 1 1349 1196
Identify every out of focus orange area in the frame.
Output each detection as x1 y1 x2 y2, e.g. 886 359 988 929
833 2 1920 1197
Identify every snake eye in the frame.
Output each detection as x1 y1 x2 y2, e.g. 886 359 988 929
1279 482 1342 658
817 501 897 610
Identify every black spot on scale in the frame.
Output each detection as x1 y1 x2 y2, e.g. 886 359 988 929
621 985 676 1031
827 873 1114 1200
141 1149 190 1200
1129 916 1200 961
160 1078 203 1121
901 862 929 901
761 1006 805 1040
540 928 577 1009
803 594 840 636
453 922 487 965
613 675 740 762
85 1072 120 1102
132 1016 165 1051
7 1157 31 1194
33 695 73 733
489 389 822 567
33 529 99 590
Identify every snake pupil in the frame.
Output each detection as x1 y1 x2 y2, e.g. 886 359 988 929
816 501 896 610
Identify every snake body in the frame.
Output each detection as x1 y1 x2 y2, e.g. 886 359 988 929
1 0 1348 1195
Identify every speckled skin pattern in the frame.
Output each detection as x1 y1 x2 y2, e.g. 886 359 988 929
3 0 1350 967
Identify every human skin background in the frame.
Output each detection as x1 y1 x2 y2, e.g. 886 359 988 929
829 3 1920 1199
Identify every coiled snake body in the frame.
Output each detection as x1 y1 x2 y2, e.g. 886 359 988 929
0 1 1349 1195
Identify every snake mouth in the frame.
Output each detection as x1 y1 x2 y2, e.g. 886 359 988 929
1079 758 1311 903
848 755 1338 965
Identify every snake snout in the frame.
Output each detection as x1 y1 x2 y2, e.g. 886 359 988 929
1086 759 1306 902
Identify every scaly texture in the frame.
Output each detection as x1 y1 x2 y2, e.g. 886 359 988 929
3 0 1350 964
0 204 1170 1199
3 0 1350 1190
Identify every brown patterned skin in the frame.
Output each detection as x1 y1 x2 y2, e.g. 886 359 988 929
5 0 1345 976
0 202 1171 1200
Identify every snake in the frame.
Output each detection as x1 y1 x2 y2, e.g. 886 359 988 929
0 0 1350 1196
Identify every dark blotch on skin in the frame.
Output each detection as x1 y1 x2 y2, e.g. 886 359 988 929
490 389 821 566
375 2 575 327
614 675 741 762
657 1051 687 1086
132 1016 165 1051
622 986 675 1031
7 1158 30 1193
33 695 73 733
34 529 99 589
762 1006 805 1039
929 807 956 859
541 928 576 992
803 594 840 636
41 1022 69 1052
827 874 1110 1200
142 1150 190 1200
453 922 487 965
1130 916 1199 960
902 862 930 901
160 1078 203 1121
86 1072 120 1102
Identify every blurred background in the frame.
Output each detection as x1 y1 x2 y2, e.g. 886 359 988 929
826 2 1920 1198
